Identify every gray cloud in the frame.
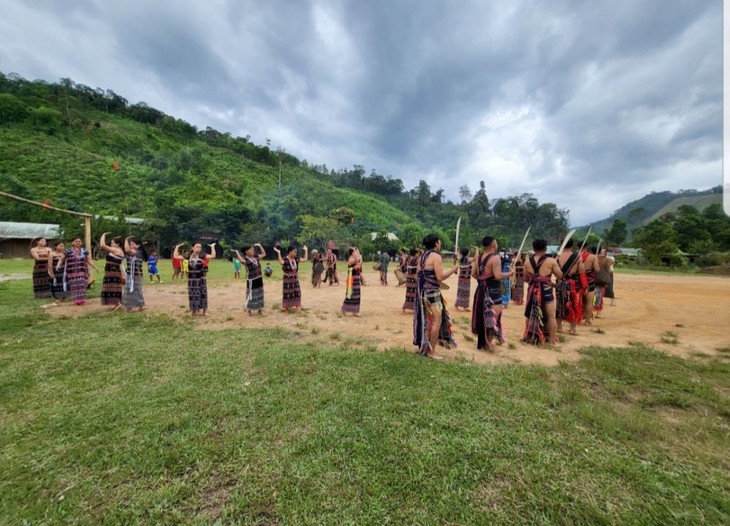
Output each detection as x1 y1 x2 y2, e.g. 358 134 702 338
0 0 721 225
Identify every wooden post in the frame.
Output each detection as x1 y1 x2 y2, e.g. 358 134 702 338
84 217 92 254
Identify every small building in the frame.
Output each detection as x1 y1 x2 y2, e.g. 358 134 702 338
0 221 62 258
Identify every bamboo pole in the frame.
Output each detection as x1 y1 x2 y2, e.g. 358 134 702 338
0 190 94 252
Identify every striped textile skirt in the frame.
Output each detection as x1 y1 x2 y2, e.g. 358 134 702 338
101 256 123 306
282 271 301 309
403 272 417 311
455 275 471 308
188 270 208 312
32 259 52 298
342 269 361 314
246 276 265 310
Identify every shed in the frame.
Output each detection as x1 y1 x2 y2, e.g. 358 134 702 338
0 221 62 258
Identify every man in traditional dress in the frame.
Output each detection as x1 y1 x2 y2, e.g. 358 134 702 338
323 247 339 285
580 244 600 324
471 236 514 350
379 251 391 285
522 239 563 345
555 238 585 336
413 234 458 360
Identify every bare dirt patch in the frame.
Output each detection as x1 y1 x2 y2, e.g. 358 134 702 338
49 270 730 366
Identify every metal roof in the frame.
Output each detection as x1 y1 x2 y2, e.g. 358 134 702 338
0 221 62 240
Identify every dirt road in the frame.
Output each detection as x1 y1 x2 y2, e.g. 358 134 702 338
48 269 730 365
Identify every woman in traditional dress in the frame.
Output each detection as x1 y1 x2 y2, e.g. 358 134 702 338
122 237 146 312
341 247 363 316
233 243 266 315
454 246 477 311
30 237 52 299
402 248 419 314
48 241 70 303
413 235 458 359
510 252 525 305
55 237 98 306
274 244 308 312
174 242 217 316
98 232 124 310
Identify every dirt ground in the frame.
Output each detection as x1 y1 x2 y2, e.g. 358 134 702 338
48 270 730 366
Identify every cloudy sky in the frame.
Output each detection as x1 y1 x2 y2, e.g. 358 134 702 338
0 0 722 225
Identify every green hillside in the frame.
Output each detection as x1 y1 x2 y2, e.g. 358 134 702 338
647 193 722 223
0 74 570 251
588 187 723 237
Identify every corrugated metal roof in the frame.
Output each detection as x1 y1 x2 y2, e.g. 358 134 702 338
0 222 62 240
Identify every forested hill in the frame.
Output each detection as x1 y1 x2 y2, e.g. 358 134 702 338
0 73 570 253
588 187 723 235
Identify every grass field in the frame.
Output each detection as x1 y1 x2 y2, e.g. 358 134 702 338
1 260 729 525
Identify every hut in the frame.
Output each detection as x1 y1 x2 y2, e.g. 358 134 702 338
0 222 62 258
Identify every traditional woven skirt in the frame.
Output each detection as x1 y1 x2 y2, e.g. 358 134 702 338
246 276 265 310
188 267 208 312
471 282 504 350
50 256 70 299
101 254 123 306
403 272 417 311
32 259 52 298
282 271 301 309
413 288 457 355
122 279 145 308
64 251 88 303
342 270 361 314
455 273 471 309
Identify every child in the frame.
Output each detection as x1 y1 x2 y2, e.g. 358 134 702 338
148 250 162 283
233 256 241 280
264 262 273 277
181 253 190 278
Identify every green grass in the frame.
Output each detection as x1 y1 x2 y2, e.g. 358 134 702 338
1 263 729 524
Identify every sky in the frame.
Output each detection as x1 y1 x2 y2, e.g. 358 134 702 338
0 0 722 225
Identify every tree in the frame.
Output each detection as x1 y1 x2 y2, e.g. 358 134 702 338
633 218 680 265
604 219 627 246
0 93 28 122
459 185 472 203
297 215 344 249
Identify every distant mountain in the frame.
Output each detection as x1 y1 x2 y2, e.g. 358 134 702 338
587 186 723 236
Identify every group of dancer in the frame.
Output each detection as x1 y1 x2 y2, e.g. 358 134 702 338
30 230 616 360
409 232 616 360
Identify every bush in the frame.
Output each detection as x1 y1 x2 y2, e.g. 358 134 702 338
696 251 730 268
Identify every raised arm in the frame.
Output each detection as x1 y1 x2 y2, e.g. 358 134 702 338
300 245 308 262
256 243 266 259
206 243 217 260
273 246 285 265
173 243 185 260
